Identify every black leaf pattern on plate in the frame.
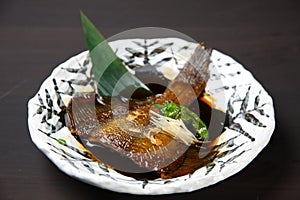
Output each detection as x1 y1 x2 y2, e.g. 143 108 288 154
225 86 269 141
35 57 93 134
205 84 270 175
219 150 248 171
124 40 177 71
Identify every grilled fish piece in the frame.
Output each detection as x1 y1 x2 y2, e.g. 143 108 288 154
66 45 212 177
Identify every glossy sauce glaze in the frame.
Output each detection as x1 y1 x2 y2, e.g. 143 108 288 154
65 89 226 180
64 45 224 180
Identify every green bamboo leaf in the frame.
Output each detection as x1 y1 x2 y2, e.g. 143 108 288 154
80 11 151 97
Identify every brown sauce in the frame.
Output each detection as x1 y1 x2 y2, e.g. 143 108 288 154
65 81 226 180
64 45 216 180
118 97 226 180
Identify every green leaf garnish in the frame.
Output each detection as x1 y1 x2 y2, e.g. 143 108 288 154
154 102 209 140
80 11 151 97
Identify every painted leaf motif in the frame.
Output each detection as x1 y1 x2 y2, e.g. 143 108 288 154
241 86 251 112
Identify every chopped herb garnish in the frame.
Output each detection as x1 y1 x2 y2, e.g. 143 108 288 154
154 102 209 140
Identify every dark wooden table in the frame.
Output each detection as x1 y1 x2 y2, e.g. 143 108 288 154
1 0 299 199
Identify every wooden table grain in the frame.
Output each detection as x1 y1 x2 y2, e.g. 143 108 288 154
0 0 299 199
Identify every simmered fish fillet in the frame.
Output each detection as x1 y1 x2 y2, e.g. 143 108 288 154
66 45 213 178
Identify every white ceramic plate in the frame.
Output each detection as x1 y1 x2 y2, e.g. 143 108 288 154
28 38 275 195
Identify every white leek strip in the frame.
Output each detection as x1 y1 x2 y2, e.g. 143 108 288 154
150 110 198 145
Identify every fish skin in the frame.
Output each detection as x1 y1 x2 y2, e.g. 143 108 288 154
156 45 211 106
66 45 212 177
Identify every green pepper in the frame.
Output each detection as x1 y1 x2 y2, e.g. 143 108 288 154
154 102 209 140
